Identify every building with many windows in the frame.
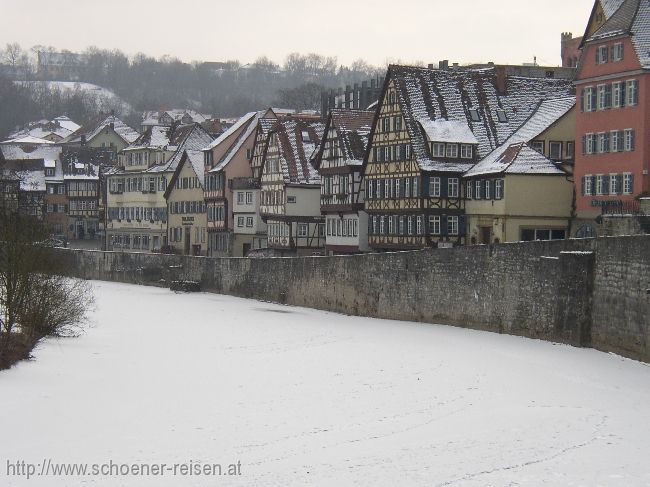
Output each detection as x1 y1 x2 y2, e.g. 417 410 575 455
65 114 139 163
259 118 326 256
574 0 650 237
362 65 574 250
464 97 576 244
105 124 213 252
313 109 374 254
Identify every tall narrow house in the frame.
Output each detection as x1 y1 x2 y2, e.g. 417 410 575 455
573 0 650 237
313 109 374 254
362 65 574 250
259 118 326 256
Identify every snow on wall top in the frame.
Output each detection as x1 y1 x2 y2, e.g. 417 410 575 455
465 96 575 177
388 65 574 174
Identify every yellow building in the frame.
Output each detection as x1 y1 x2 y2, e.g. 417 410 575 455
464 98 576 244
165 151 208 255
65 114 139 162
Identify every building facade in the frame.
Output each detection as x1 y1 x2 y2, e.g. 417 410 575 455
313 109 374 254
573 0 650 237
259 118 326 256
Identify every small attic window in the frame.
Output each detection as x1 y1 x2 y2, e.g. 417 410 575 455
301 130 311 142
469 109 481 122
496 109 508 123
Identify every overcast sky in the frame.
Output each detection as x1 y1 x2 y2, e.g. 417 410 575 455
1 0 595 67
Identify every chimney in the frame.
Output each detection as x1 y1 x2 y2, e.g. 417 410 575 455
452 62 459 69
439 60 449 70
428 63 434 70
495 66 507 95
81 135 86 146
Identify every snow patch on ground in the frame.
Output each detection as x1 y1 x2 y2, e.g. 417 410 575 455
1 281 649 486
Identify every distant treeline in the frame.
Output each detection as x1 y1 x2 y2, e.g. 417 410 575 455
0 43 385 138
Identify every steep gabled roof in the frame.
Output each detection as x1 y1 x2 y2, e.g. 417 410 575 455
465 96 575 177
164 150 206 199
204 111 257 151
207 112 261 173
146 124 213 174
313 109 374 170
380 65 573 174
587 0 650 69
266 118 325 185
67 114 139 145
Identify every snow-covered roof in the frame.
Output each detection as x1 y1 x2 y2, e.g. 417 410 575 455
383 65 574 174
418 118 479 145
588 0 650 69
43 159 56 168
2 136 55 145
204 111 257 151
0 144 63 161
465 96 575 177
600 0 626 18
67 114 139 145
266 118 325 185
314 109 374 169
123 125 174 151
142 109 212 127
146 125 214 174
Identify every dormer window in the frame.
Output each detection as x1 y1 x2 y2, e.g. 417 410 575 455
446 144 458 158
496 109 508 123
460 144 473 159
432 143 445 157
45 168 54 177
469 109 480 122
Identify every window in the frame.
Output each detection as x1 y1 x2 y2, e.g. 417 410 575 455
429 215 441 235
596 45 609 64
448 178 459 198
416 216 423 235
597 84 612 110
612 42 624 62
531 140 544 154
495 179 503 199
429 177 441 197
596 174 606 195
407 216 413 235
466 181 473 199
246 192 253 204
447 216 459 236
475 180 482 199
566 142 575 159
469 109 480 122
237 217 245 227
521 229 566 241
549 141 562 160
379 216 385 235
583 174 594 196
446 144 458 158
597 132 610 153
412 177 419 197
237 192 244 204
496 109 507 123
246 217 254 227
394 116 403 132
460 145 473 159
626 80 638 106
584 133 595 154
484 180 491 200
624 129 635 151
623 173 633 194
583 86 596 112
287 195 297 203
609 174 620 195
432 143 445 157
612 81 624 108
388 216 394 235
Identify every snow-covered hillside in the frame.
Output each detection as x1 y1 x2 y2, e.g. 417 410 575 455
1 281 649 486
14 81 133 114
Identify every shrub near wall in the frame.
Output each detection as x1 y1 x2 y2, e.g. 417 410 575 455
57 235 650 362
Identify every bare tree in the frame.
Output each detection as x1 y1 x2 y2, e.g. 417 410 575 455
0 191 94 369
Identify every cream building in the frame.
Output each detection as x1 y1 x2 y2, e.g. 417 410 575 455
165 151 207 255
464 98 576 244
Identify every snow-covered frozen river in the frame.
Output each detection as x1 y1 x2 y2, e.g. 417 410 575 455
1 281 649 486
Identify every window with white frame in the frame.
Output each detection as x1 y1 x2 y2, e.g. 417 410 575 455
246 217 253 227
623 173 633 194
446 144 458 158
612 81 624 108
484 180 491 200
597 132 609 153
407 216 413 235
596 174 606 195
379 216 385 234
246 192 253 204
429 177 441 197
549 141 562 160
626 80 638 106
584 133 595 154
531 140 545 154
429 215 441 235
609 174 619 195
596 45 609 64
416 216 423 235
475 180 482 199
624 129 635 151
460 145 473 159
612 42 624 61
448 178 459 198
466 180 473 199
584 174 594 195
432 143 445 157
495 179 503 199
447 216 459 236
237 217 245 227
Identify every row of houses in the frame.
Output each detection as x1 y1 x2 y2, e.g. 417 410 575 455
98 0 650 256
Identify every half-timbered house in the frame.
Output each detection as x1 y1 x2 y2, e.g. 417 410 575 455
362 65 575 250
259 118 326 256
313 109 374 254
